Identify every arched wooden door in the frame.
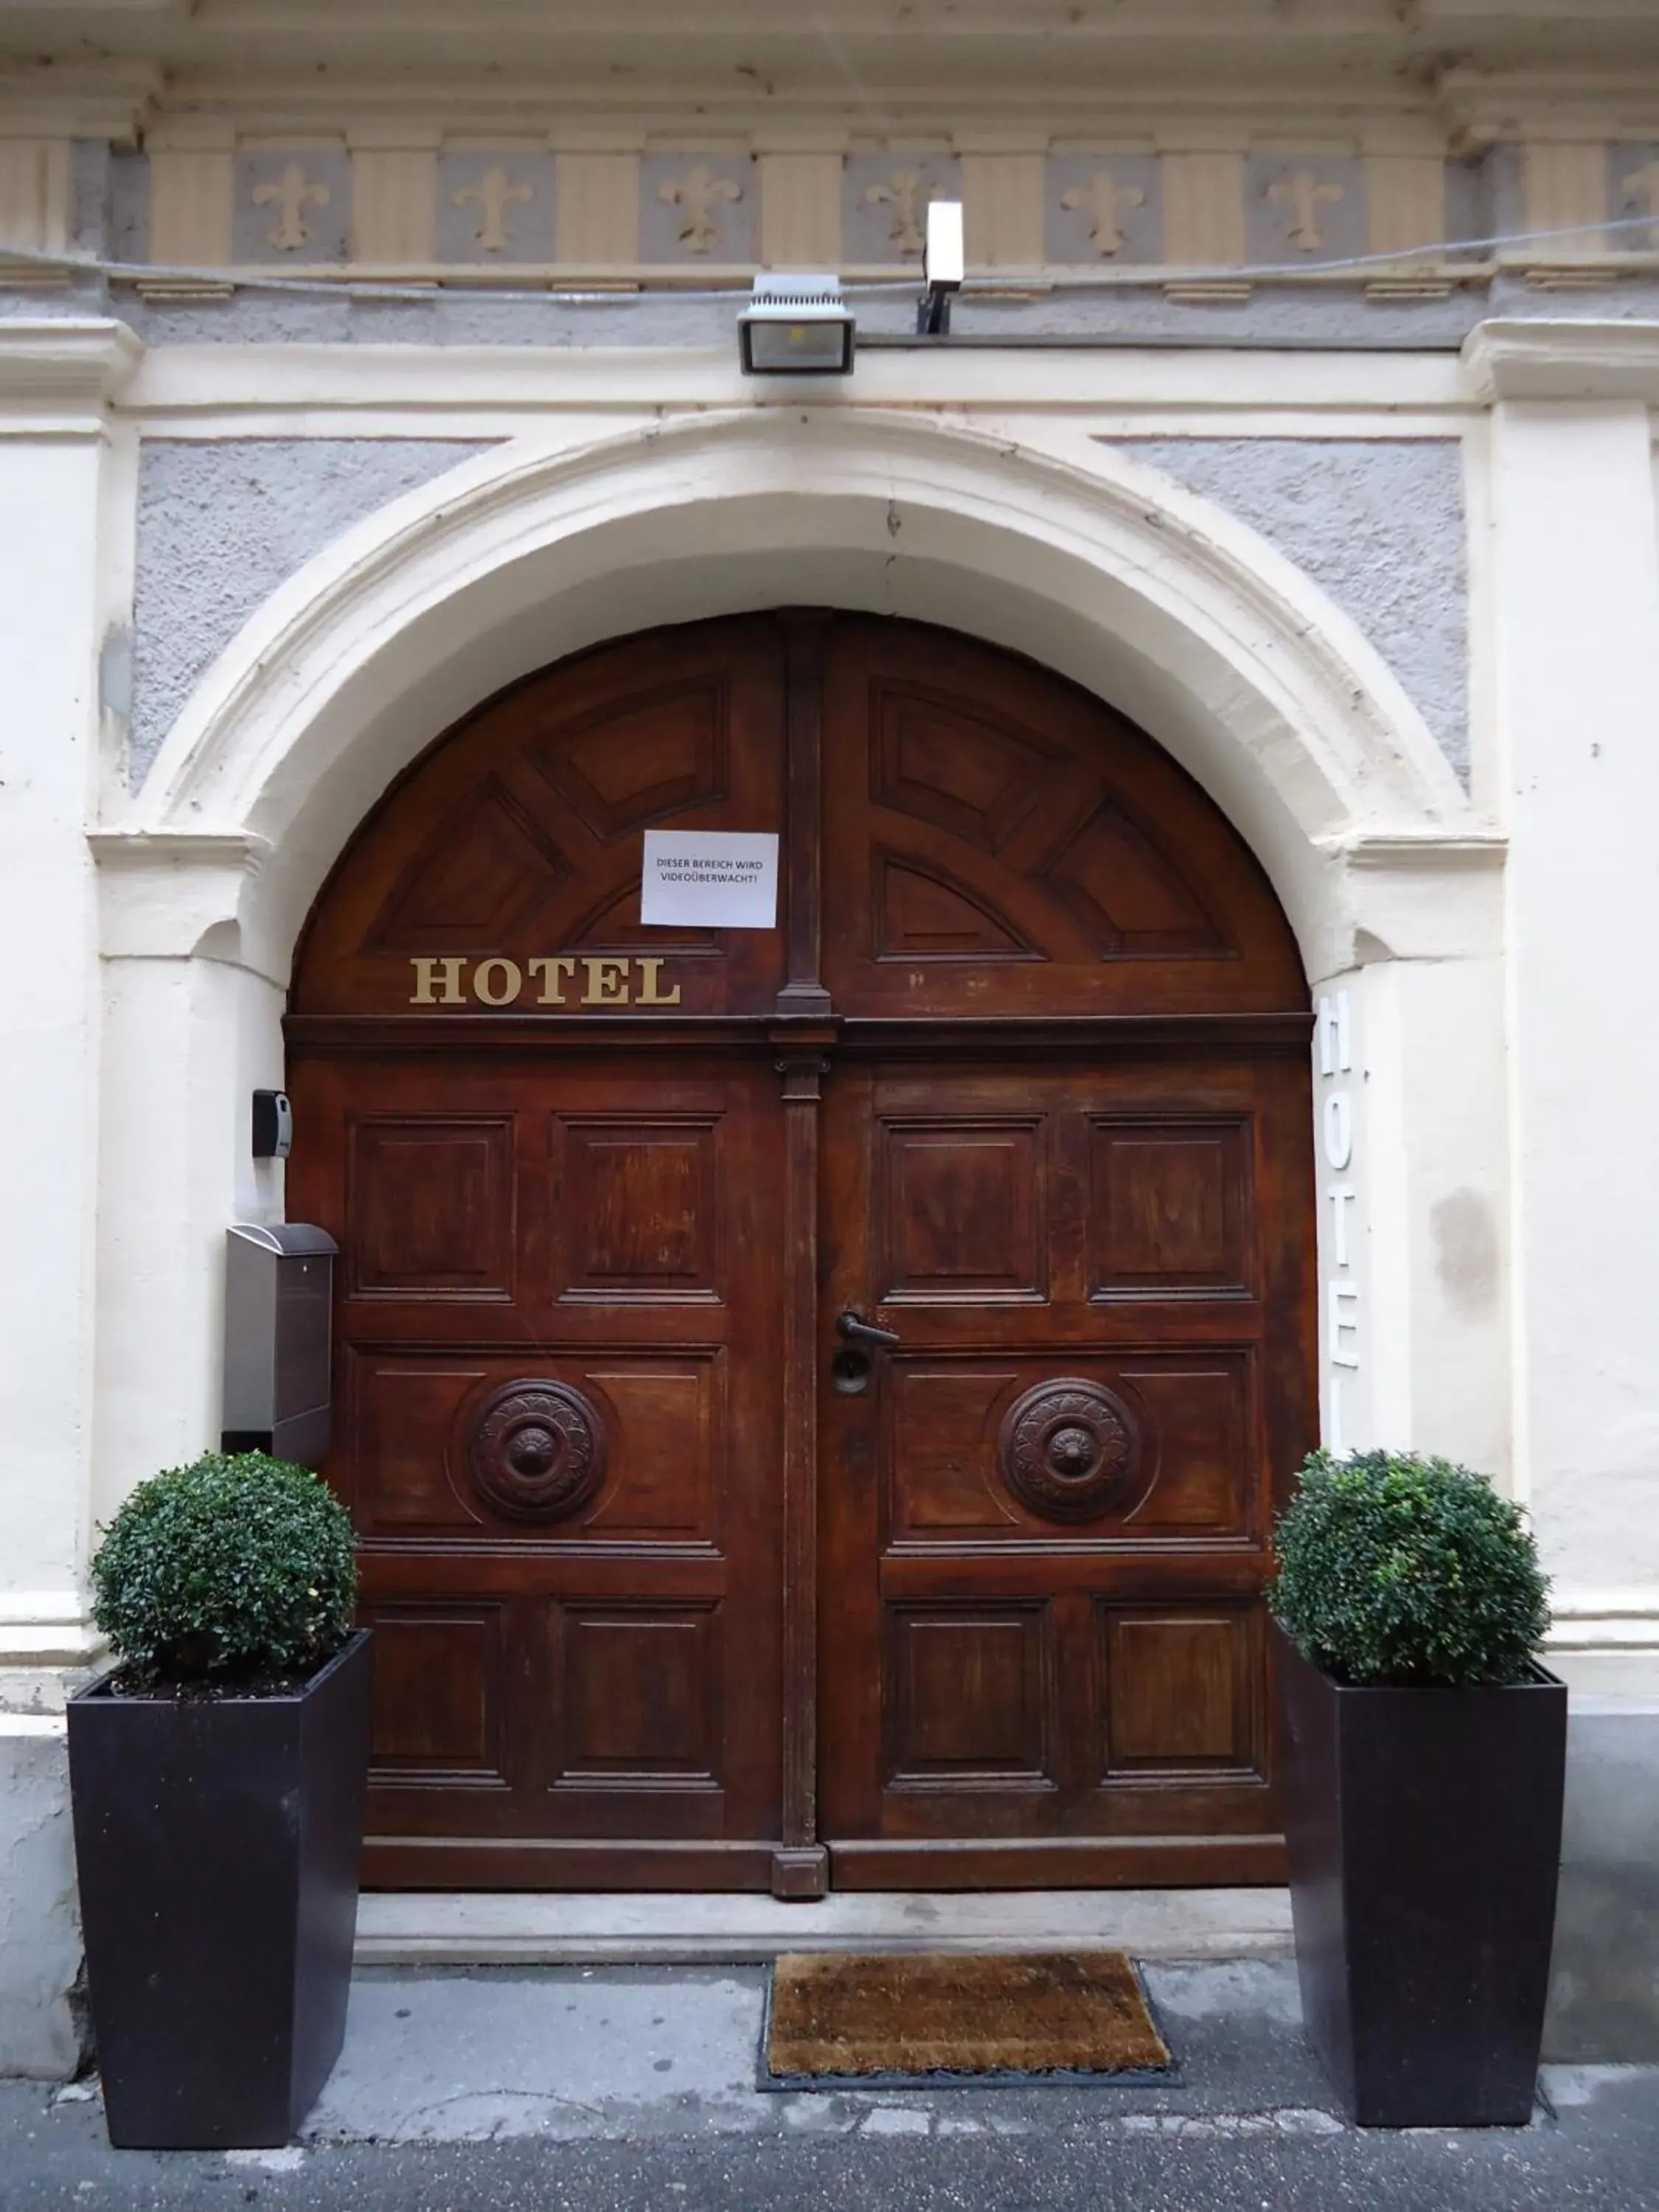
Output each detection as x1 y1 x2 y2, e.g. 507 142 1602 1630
286 611 1315 1894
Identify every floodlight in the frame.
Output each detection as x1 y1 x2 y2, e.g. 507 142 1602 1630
738 274 855 374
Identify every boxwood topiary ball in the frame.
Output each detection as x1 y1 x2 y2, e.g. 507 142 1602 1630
90 1452 357 1686
1267 1449 1549 1688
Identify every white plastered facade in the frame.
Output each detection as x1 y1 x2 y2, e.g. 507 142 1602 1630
2 316 1658 2062
10 319 1658 1674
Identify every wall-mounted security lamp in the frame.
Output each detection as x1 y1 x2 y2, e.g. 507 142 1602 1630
738 274 855 375
251 1089 293 1160
918 199 964 336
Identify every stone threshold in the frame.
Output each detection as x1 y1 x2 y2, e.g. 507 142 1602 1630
355 1887 1293 1966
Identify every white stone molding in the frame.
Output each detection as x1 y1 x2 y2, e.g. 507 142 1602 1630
0 319 142 434
116 342 1468 420
0 1593 102 1669
1411 62 1659 149
9 8 1652 145
0 60 157 145
115 408 1478 979
0 327 136 1654
1484 389 1659 1624
1464 319 1659 405
1315 832 1506 968
88 844 284 1523
1332 830 1508 869
88 830 271 964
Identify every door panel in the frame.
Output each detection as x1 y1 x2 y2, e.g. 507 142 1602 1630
292 614 788 1019
877 1116 1048 1303
818 1054 1310 1887
821 619 1305 1017
346 1117 517 1298
287 1051 785 1888
884 1603 1056 1786
882 1354 1256 1543
1100 1605 1262 1775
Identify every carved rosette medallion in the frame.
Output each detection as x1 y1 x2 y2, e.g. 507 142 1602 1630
997 1378 1139 1523
465 1380 605 1523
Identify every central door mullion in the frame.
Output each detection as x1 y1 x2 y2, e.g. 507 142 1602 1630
769 609 836 1896
772 1037 835 1897
775 609 833 1020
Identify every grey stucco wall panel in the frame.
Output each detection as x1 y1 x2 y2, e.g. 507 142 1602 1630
131 439 491 782
1122 438 1469 778
108 275 1659 349
114 283 1481 351
120 288 753 349
131 431 1470 787
69 142 111 258
18 265 1659 347
0 282 106 323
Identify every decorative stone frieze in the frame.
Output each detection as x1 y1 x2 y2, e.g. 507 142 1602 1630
1248 155 1366 263
353 145 439 265
21 127 1659 291
0 139 70 284
144 129 234 289
233 145 350 264
1046 156 1162 265
640 153 754 264
555 150 640 269
757 150 842 269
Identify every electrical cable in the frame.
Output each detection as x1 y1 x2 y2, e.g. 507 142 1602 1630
2 209 1658 307
0 246 919 305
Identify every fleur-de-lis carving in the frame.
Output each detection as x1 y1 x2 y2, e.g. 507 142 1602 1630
453 165 533 254
1060 170 1147 258
658 164 742 254
1267 171 1344 253
251 162 330 253
864 168 933 257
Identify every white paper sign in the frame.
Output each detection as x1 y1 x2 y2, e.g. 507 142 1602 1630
641 831 779 931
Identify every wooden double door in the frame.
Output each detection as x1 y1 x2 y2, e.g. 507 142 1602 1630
287 613 1315 1893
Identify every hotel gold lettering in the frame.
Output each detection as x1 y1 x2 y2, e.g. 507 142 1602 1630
408 955 682 1008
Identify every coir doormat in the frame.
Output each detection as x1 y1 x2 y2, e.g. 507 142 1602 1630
763 1950 1173 2090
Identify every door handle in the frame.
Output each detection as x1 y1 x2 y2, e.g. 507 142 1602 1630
836 1311 902 1352
832 1311 901 1395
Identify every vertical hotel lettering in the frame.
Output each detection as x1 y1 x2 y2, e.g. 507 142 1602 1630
1318 990 1360 1452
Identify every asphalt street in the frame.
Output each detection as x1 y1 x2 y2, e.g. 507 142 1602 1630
4 2079 1659 2212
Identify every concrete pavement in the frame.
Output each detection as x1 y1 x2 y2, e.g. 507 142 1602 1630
1 1961 1655 2208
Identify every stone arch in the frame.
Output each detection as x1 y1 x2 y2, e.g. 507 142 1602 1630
108 408 1484 987
88 403 1509 1523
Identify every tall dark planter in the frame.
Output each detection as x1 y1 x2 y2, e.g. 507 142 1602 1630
68 1629 372 2149
1277 1627 1566 2127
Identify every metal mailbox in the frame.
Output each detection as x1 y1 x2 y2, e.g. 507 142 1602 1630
221 1223 338 1469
